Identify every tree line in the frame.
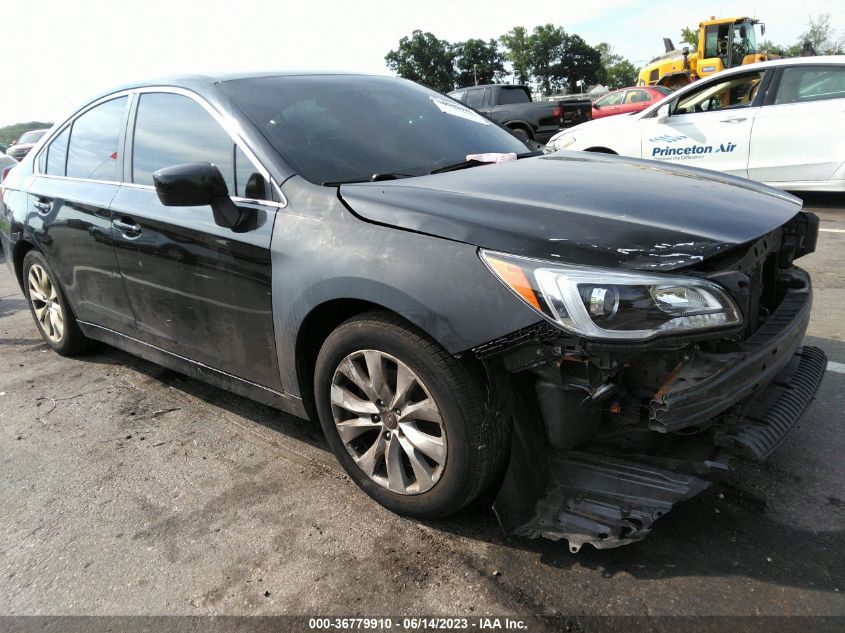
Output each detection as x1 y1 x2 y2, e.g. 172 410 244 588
385 24 638 95
0 121 52 145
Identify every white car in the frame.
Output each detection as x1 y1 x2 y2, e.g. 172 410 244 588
548 56 845 192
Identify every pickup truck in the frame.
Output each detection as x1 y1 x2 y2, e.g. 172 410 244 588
448 84 591 143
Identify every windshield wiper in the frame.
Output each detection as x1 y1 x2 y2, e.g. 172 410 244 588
323 172 414 186
429 151 542 175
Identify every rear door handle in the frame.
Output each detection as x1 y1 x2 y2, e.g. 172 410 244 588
33 199 52 214
113 218 142 236
720 117 747 123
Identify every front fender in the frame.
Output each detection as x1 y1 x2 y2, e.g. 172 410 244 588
270 176 541 400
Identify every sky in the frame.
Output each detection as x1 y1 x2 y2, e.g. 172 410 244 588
2 0 843 127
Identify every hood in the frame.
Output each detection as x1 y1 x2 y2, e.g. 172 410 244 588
339 152 802 271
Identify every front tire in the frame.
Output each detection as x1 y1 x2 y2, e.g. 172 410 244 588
314 311 506 519
22 250 90 356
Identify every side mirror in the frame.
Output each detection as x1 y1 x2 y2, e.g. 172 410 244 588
153 162 243 230
593 102 601 109
656 104 671 123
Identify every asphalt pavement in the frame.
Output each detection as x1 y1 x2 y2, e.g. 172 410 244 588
0 193 843 628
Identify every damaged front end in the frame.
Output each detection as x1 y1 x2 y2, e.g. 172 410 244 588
477 212 826 551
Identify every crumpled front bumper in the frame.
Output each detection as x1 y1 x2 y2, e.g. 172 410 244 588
650 268 815 432
493 267 827 552
494 344 826 551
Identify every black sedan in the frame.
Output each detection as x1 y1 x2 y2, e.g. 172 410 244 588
0 73 825 551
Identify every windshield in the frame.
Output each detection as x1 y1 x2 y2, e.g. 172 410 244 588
222 75 529 185
18 130 46 144
731 21 758 67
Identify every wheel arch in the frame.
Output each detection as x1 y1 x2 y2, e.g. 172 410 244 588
12 239 37 291
584 146 618 154
295 298 422 422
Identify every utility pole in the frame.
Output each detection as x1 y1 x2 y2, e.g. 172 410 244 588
473 65 478 86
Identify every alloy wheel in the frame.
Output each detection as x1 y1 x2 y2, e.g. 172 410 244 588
330 350 447 495
27 264 64 343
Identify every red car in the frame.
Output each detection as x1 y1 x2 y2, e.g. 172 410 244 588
591 86 672 119
5 129 49 162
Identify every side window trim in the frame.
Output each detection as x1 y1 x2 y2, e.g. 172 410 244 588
35 93 130 185
125 87 279 205
33 86 285 207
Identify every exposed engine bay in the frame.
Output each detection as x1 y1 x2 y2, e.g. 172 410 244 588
479 212 826 551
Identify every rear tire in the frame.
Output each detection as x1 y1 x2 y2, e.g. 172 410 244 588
22 250 90 356
314 311 506 519
509 127 531 142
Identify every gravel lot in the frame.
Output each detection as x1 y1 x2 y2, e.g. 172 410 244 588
1 193 843 626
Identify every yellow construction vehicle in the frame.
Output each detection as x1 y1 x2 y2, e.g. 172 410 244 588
638 17 769 89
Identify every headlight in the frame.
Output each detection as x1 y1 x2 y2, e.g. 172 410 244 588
551 135 577 150
481 250 741 340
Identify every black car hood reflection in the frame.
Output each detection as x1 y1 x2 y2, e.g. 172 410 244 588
339 152 803 270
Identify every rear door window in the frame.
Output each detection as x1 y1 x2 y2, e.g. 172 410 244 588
497 87 531 104
65 97 128 182
45 127 70 176
774 66 845 104
625 89 651 104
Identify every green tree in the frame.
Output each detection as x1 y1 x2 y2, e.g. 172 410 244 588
595 43 638 88
499 26 533 84
529 23 566 94
680 27 699 48
551 33 602 92
757 39 787 57
454 38 505 87
385 30 457 93
0 121 53 145
799 13 845 55
605 59 638 88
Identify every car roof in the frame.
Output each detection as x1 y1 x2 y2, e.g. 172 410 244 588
114 70 380 90
716 55 845 75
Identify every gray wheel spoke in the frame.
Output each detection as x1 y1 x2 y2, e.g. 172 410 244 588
399 398 442 424
335 416 381 444
398 435 435 490
354 432 385 477
331 384 378 416
399 421 446 464
390 363 417 410
50 310 64 339
28 284 46 303
27 264 64 343
337 357 381 404
385 436 410 493
362 351 393 404
331 349 446 496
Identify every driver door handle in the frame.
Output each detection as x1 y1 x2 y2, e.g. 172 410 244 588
33 199 52 214
720 117 748 123
113 218 142 236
